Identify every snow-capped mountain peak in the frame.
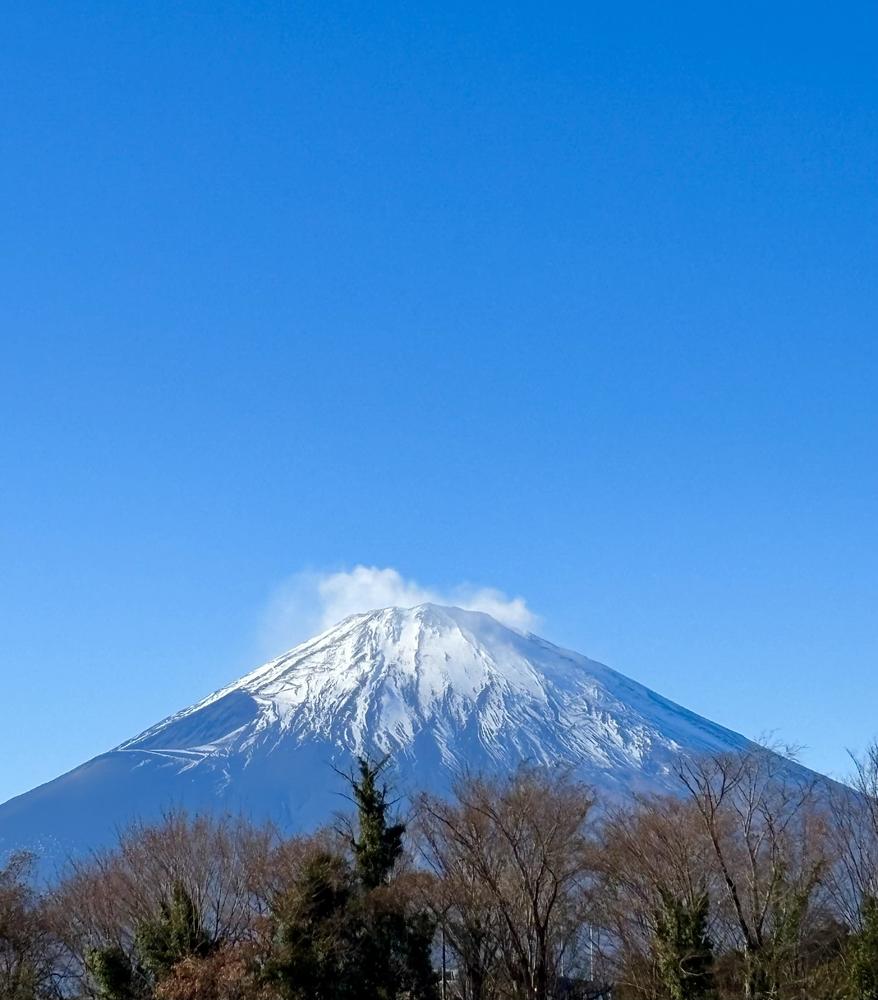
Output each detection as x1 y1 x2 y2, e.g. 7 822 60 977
112 603 751 792
0 605 767 864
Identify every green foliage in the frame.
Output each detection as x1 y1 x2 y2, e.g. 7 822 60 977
385 907 438 1000
267 757 436 1000
350 757 406 891
847 895 878 1000
349 757 436 1000
266 851 354 1000
135 880 214 980
87 882 213 1000
135 880 213 979
752 880 814 998
654 891 715 1000
0 962 38 1000
87 945 142 1000
349 896 437 1000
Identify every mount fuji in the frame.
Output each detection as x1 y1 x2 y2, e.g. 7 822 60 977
1 604 784 866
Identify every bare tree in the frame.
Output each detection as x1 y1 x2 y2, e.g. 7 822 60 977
827 743 878 929
595 794 721 999
0 852 64 1000
52 812 274 996
677 749 830 999
414 809 504 1000
154 943 268 1000
418 767 596 1000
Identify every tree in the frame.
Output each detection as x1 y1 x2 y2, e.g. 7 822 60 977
267 757 437 1000
677 749 830 1000
346 758 436 1000
0 853 62 1000
154 944 263 1000
846 894 878 1000
828 745 878 936
57 814 268 1000
86 945 142 1000
419 767 596 1000
265 850 353 1000
135 881 215 980
413 810 504 1000
86 881 214 1000
349 757 406 891
595 794 720 1000
654 891 715 1000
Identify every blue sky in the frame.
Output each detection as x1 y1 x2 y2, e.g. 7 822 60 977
1 1 876 804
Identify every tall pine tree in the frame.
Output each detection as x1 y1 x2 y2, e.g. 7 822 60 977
267 757 436 1000
349 757 406 891
348 757 437 1000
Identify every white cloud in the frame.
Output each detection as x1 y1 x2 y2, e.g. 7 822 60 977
260 565 540 655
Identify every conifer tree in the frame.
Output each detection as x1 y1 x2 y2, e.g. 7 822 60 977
847 895 878 1000
348 757 437 1000
88 882 213 1000
86 945 142 1000
349 757 406 891
268 757 436 1000
266 851 353 1000
654 890 716 1000
135 880 214 980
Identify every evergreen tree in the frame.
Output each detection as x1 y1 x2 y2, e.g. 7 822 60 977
86 945 142 1000
266 851 353 1000
349 757 406 891
266 758 436 1000
135 880 214 980
88 882 213 1000
347 757 437 1000
847 895 878 1000
654 890 716 1000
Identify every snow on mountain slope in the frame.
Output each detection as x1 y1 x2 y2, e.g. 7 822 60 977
0 604 770 866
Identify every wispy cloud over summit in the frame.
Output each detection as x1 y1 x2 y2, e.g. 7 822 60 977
260 565 540 654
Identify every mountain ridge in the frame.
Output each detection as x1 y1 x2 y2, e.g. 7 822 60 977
0 604 804 867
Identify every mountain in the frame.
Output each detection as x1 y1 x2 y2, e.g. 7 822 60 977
0 604 780 866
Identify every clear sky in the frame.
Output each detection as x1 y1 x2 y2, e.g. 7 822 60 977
1 2 876 805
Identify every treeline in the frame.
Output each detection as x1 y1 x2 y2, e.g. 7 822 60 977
4 745 878 1000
